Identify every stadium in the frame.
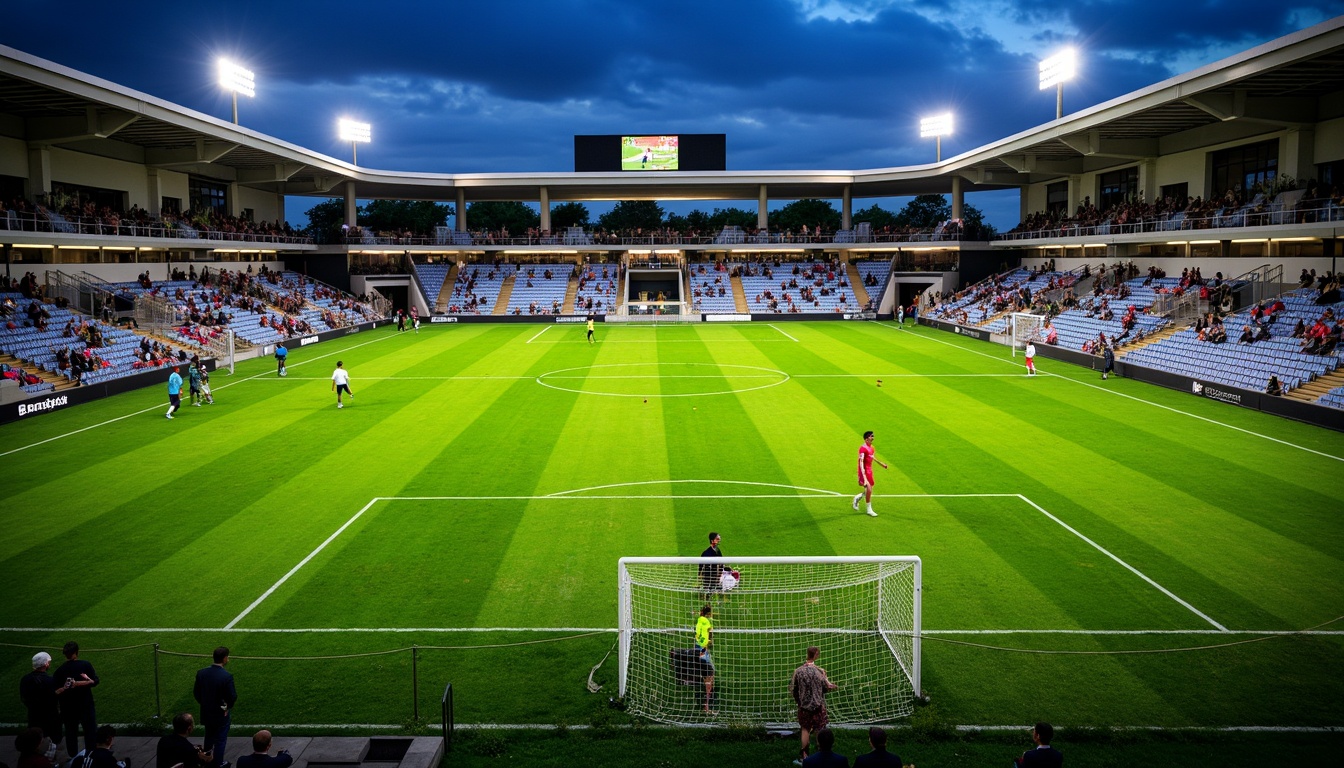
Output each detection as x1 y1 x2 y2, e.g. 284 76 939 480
2 11 1344 768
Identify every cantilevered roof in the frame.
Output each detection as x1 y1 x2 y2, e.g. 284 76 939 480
1 16 1342 204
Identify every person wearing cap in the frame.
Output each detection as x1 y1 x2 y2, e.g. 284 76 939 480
166 366 183 420
20 651 62 753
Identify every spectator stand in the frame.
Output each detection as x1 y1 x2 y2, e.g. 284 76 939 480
737 259 855 314
506 264 574 316
574 264 622 315
443 264 516 315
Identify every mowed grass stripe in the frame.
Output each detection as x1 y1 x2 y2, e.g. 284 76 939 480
250 328 586 628
662 327 837 560
478 329 677 628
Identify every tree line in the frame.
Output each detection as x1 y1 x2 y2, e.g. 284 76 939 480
303 195 992 242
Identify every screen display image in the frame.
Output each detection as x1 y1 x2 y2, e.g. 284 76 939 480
622 135 679 171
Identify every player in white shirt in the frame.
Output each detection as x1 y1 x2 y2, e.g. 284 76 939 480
1024 342 1038 376
332 360 354 408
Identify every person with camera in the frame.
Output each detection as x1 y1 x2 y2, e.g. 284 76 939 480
235 731 292 768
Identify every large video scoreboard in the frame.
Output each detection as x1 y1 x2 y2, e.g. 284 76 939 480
574 134 726 172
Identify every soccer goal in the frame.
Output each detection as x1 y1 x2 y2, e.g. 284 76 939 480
1011 312 1046 357
617 556 921 726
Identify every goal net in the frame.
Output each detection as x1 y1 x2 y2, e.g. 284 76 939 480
618 556 920 726
1011 312 1046 357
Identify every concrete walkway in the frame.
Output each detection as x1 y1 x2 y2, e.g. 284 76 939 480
0 735 443 768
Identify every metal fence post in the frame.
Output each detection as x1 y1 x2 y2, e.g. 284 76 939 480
411 645 419 722
441 683 453 751
153 643 162 720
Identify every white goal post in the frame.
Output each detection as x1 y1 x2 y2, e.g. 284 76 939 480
618 556 921 726
1011 312 1046 357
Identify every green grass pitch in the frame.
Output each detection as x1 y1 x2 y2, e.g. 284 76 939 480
1 321 1342 731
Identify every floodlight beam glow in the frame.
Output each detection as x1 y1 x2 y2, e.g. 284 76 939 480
1039 48 1077 90
217 59 255 97
919 113 953 138
339 119 372 143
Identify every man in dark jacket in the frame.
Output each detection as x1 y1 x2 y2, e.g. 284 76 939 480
194 647 237 768
20 651 62 750
53 642 99 756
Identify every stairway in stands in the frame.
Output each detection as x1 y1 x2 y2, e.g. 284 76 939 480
846 263 871 307
433 263 460 313
1287 366 1344 404
731 274 749 313
562 273 580 315
1 352 78 391
492 274 516 316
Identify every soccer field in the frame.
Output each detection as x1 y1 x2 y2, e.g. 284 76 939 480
2 321 1342 729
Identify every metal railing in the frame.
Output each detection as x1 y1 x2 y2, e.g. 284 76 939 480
998 202 1344 241
342 228 975 248
0 208 313 244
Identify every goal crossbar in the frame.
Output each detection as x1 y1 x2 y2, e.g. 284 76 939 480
618 555 921 726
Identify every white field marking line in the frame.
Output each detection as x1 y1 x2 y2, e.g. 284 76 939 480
873 321 1344 463
244 373 1027 381
529 338 795 344
223 497 384 630
0 331 401 459
5 626 1341 636
0 721 1337 733
1016 494 1227 632
769 323 800 342
524 325 550 344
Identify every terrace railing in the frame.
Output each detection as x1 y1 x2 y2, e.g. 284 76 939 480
0 208 313 244
997 202 1344 241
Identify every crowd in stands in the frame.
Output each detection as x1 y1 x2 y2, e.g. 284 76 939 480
0 197 308 243
1005 181 1344 238
344 221 977 247
739 258 857 313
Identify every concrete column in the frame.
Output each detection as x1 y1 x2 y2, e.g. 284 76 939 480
1280 129 1314 183
757 185 768 230
275 193 285 226
1067 175 1083 214
1137 159 1158 203
1019 187 1030 223
227 182 242 217
456 188 467 231
841 184 852 230
343 181 357 227
539 186 550 233
950 176 964 220
146 168 163 217
25 146 51 200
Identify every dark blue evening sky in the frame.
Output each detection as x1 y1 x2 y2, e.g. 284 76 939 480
3 1 1341 229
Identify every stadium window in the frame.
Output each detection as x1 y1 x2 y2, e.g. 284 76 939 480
1317 159 1344 188
1160 182 1188 203
161 197 182 215
188 177 229 216
1211 139 1278 197
0 173 24 200
1045 181 1068 216
50 181 126 212
1098 166 1139 210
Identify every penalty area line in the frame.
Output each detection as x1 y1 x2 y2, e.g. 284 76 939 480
525 326 551 344
769 324 800 342
2 626 1340 635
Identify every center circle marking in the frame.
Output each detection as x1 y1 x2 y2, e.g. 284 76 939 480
535 362 790 397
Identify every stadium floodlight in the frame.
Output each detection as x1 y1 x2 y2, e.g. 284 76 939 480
339 118 372 165
217 58 255 124
1038 48 1077 119
618 555 921 726
919 113 953 162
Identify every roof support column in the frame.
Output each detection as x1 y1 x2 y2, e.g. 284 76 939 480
951 176 964 220
146 168 162 218
1138 159 1157 204
758 185 768 230
275 192 285 226
456 188 466 232
842 184 852 230
1067 175 1083 216
1280 128 1314 182
227 182 242 218
25 146 51 200
343 181 357 227
540 186 551 233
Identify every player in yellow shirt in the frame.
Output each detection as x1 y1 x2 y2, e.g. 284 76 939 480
695 604 714 713
586 315 595 345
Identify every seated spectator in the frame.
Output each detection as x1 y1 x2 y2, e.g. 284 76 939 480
14 727 54 768
236 731 293 768
77 726 125 768
1238 325 1255 344
1292 318 1307 338
800 727 847 768
852 726 901 767
156 713 211 768
1014 722 1063 767
1255 324 1271 343
1266 375 1283 397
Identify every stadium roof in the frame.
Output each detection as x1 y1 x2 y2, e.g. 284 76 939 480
1 16 1342 204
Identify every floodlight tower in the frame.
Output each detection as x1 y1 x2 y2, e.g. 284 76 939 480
217 58 255 125
920 113 953 162
339 118 372 165
1039 48 1077 120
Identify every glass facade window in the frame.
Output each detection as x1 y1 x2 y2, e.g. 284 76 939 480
1046 181 1068 216
1211 139 1278 197
1160 182 1188 204
188 178 228 215
1098 166 1139 211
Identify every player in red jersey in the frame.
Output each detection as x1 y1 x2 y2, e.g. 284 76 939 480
851 430 888 517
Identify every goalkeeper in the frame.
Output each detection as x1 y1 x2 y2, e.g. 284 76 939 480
695 605 715 713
